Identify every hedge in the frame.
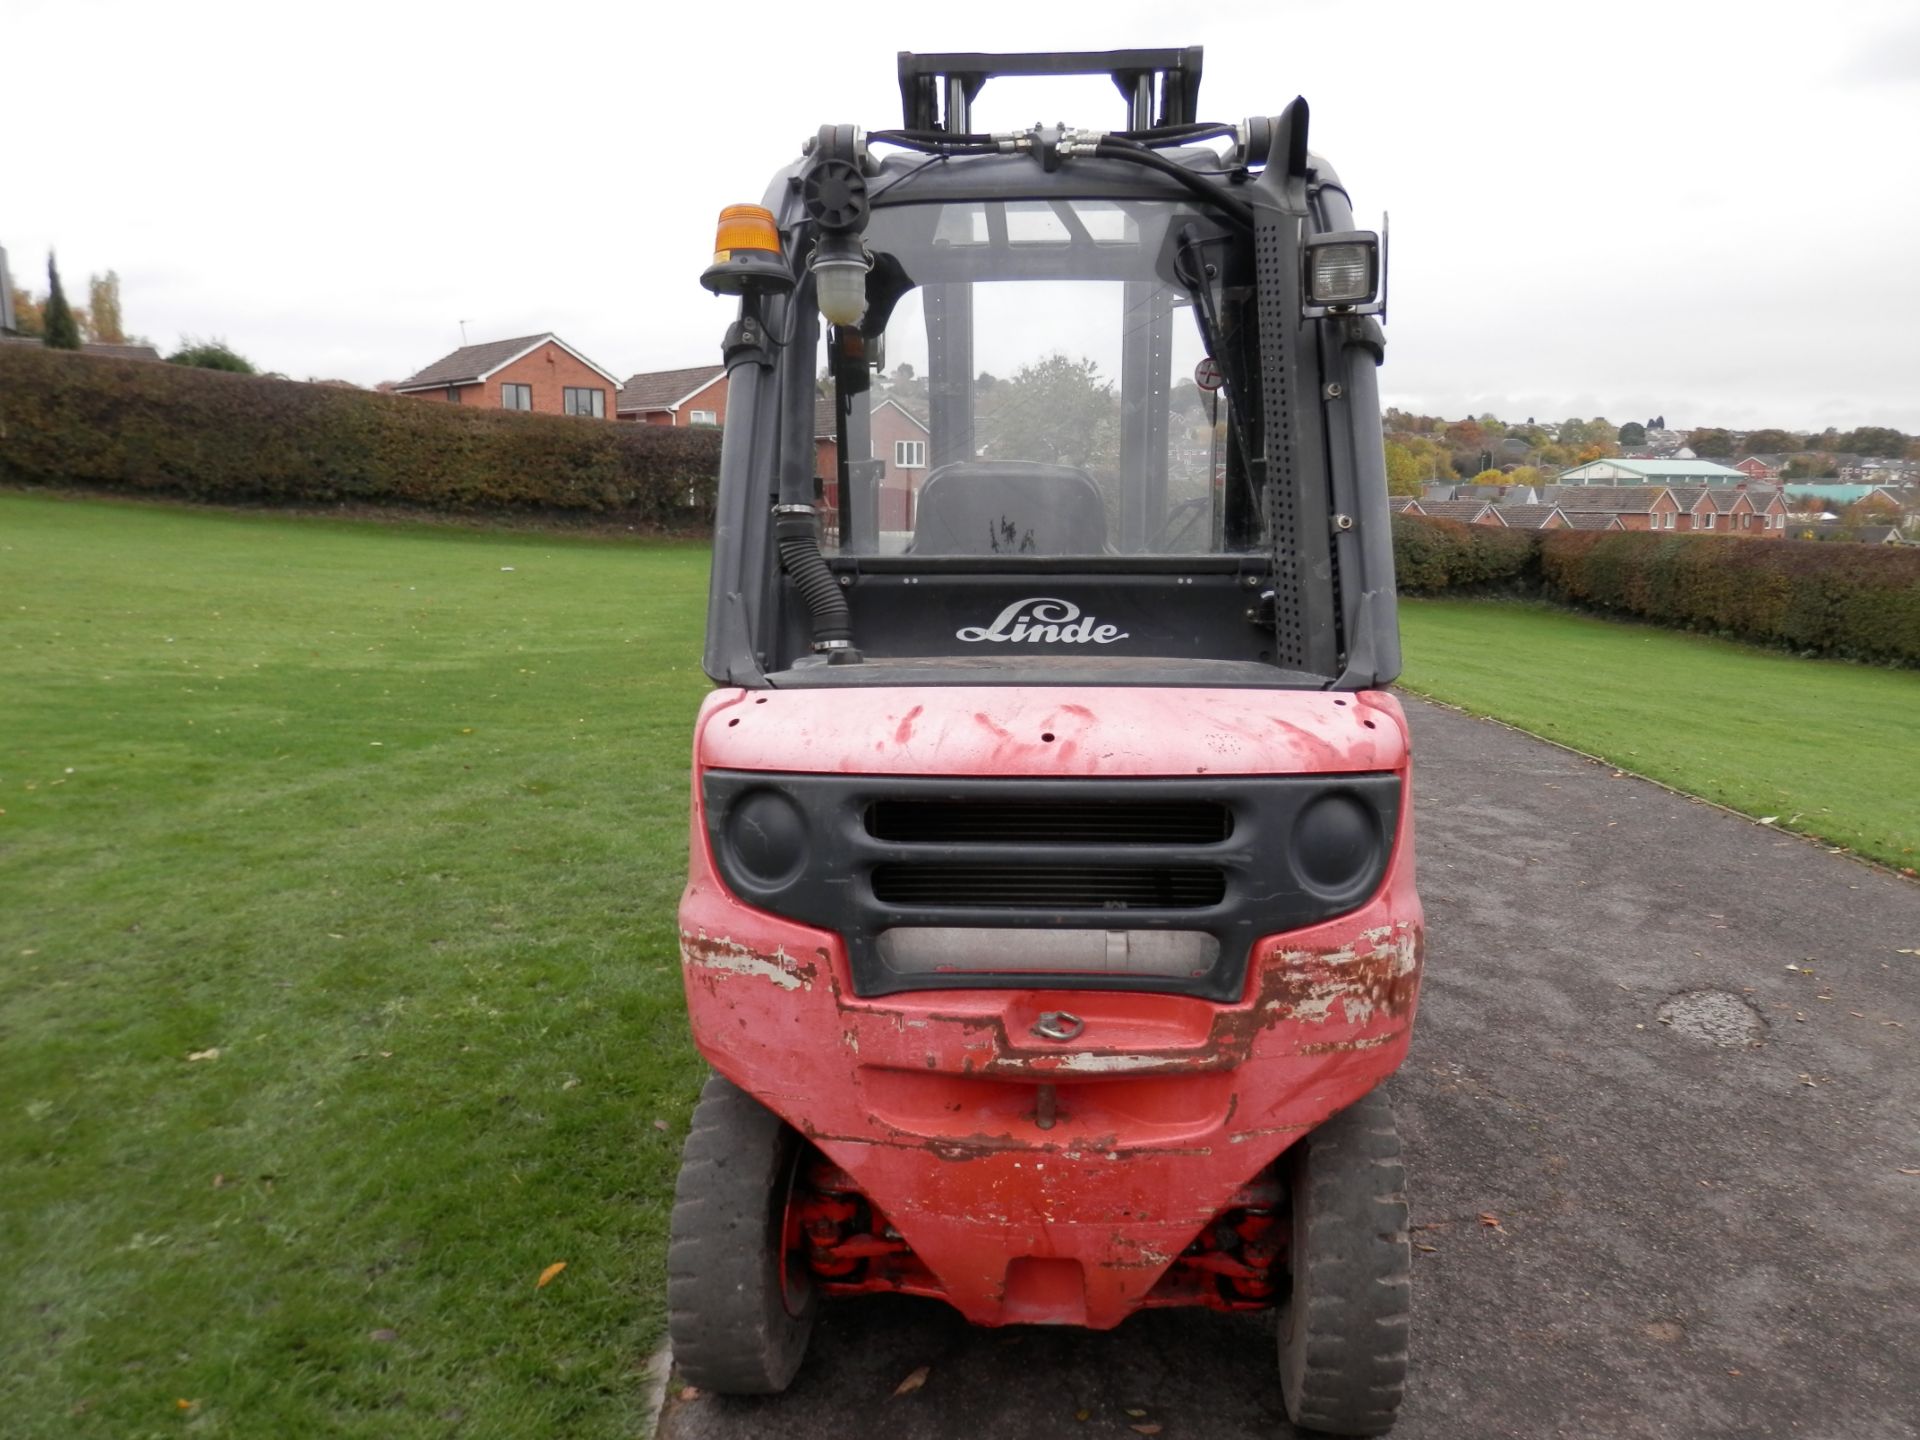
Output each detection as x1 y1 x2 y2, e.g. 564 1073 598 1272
1536 530 1920 666
1390 512 1538 593
0 344 723 525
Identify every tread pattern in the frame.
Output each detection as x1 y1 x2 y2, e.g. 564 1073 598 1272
666 1073 815 1395
1278 1088 1412 1436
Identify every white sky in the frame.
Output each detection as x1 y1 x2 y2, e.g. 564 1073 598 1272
8 0 1918 431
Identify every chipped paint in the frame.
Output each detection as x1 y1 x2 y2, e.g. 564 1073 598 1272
1049 1052 1192 1074
679 929 813 992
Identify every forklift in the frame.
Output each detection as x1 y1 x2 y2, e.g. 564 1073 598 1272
671 49 1421 1436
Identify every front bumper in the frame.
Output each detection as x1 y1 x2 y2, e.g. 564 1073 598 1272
676 684 1423 1328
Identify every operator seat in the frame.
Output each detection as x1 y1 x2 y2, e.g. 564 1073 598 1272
908 461 1110 556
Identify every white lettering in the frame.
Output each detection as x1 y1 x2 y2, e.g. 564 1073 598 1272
955 597 1129 645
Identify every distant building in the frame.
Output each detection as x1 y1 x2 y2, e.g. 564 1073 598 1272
1489 504 1570 530
1418 499 1498 525
1555 458 1749 486
616 364 728 426
1733 456 1779 481
393 333 620 417
1543 485 1684 530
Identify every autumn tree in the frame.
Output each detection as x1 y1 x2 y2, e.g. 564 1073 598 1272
73 270 125 343
1841 426 1908 458
1743 428 1800 454
1685 427 1735 457
42 254 81 350
9 286 44 336
1383 441 1425 495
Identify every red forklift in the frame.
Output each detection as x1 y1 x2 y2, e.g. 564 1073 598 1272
671 49 1421 1436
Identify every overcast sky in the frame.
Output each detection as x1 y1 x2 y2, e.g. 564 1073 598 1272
9 0 1918 432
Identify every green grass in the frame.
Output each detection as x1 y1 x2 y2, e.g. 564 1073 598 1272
1399 598 1920 870
0 494 713 1436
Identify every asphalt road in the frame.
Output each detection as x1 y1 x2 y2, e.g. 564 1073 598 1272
656 698 1920 1440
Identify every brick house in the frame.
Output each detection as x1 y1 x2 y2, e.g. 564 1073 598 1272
616 364 728 426
1419 499 1497 525
393 333 620 417
1733 456 1779 481
870 398 932 531
1543 485 1683 531
1669 484 1787 537
1488 504 1570 530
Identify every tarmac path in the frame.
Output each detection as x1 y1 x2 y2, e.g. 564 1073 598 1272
657 697 1920 1440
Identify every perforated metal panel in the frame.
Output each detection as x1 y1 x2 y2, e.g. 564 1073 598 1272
1253 210 1338 676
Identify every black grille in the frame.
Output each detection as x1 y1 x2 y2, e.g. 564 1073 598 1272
871 863 1226 910
867 797 1231 846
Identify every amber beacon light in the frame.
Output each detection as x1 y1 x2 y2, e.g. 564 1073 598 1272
701 205 794 296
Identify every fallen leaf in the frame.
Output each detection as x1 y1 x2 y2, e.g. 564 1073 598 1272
1727 1368 1742 1377
1076 1409 1092 1422
1415 1242 1438 1253
1896 949 1919 957
1898 1168 1920 1177
1758 816 1779 825
536 1261 567 1288
176 1399 195 1410
893 1365 930 1396
1478 1212 1505 1232
369 1328 398 1343
186 1048 220 1062
653 1118 670 1132
678 1385 702 1401
211 1174 226 1189
1131 1426 1163 1435
1125 1408 1148 1418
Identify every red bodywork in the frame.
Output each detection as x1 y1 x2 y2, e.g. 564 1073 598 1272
678 685 1423 1330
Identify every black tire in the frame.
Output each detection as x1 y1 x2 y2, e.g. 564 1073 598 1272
1277 1087 1412 1436
667 1073 816 1395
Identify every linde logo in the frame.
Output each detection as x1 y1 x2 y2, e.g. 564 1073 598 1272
955 597 1128 646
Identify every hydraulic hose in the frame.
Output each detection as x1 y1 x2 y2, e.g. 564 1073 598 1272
1093 136 1255 228
774 505 855 656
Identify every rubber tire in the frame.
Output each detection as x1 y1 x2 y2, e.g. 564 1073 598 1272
1277 1088 1412 1436
667 1073 816 1395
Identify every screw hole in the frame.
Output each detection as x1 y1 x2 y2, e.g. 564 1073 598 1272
755 697 768 704
1362 719 1376 729
727 718 740 727
1334 698 1347 706
1040 732 1056 743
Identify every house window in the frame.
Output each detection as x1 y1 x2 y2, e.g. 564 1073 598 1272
501 382 533 411
895 439 927 469
1701 512 1714 529
446 385 461 403
689 409 718 426
563 387 605 418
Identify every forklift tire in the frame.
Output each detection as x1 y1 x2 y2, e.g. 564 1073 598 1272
667 1073 816 1395
1276 1088 1411 1436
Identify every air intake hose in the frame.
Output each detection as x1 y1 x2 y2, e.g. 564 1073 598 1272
774 504 858 660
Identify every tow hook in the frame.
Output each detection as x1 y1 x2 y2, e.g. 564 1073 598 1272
1031 1011 1084 1042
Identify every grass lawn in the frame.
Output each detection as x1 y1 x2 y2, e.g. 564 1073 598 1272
0 493 713 1436
1399 598 1920 870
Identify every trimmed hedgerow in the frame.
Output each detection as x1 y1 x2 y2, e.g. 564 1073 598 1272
1390 512 1539 593
0 344 722 525
1537 530 1920 666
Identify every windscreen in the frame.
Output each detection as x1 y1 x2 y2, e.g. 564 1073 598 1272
823 198 1259 559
